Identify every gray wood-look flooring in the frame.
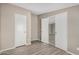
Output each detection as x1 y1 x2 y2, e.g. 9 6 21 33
0 41 70 55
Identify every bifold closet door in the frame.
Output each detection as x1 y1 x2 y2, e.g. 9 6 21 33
55 12 68 50
15 14 27 47
41 17 49 43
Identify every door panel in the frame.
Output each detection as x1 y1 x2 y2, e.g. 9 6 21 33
41 17 49 43
15 14 27 47
55 12 67 50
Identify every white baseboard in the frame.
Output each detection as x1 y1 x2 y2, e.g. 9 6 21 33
57 47 75 55
31 39 40 41
65 50 76 55
25 42 31 45
0 47 15 54
48 43 75 55
0 42 32 54
41 41 49 44
56 47 75 55
0 42 75 55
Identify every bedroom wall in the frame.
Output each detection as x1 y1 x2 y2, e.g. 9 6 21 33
0 3 32 50
39 5 79 54
31 14 39 41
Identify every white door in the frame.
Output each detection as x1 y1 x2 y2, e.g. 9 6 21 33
41 17 49 43
15 14 27 47
55 12 67 50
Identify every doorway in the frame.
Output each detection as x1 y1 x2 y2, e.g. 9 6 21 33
15 14 27 47
48 16 55 46
49 23 55 45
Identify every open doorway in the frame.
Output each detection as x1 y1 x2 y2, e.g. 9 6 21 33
49 16 55 46
49 23 55 45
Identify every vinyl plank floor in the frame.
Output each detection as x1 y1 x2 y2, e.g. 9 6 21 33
0 41 71 55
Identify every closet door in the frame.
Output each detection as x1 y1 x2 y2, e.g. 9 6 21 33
41 17 49 43
55 12 68 50
15 14 27 47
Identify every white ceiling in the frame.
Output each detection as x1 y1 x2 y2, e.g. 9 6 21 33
11 3 79 15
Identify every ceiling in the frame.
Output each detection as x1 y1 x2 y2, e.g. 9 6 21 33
11 3 79 15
